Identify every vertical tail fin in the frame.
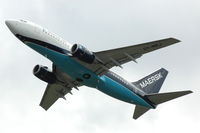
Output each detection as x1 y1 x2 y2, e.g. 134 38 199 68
132 68 192 119
132 68 168 94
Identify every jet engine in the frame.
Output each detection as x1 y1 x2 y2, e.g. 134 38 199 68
71 44 95 64
33 65 56 84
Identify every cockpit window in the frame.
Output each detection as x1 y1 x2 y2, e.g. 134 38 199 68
20 20 27 23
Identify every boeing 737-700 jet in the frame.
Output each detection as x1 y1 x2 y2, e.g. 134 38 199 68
6 19 192 119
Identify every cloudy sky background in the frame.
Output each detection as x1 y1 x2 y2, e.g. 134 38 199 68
0 0 200 133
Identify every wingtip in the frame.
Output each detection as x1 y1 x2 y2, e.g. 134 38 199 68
39 104 49 111
182 90 193 94
133 116 138 120
186 90 193 94
133 105 150 120
170 38 181 43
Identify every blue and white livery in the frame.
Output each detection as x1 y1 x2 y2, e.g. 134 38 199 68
6 20 192 119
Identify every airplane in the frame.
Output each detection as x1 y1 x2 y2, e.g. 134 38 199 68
5 19 192 119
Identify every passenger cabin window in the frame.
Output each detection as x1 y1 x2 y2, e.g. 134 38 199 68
42 28 67 48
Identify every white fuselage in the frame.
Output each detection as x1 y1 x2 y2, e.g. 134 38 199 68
6 20 72 54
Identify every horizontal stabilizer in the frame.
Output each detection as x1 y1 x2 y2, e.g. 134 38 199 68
133 90 192 119
133 105 150 119
146 90 193 105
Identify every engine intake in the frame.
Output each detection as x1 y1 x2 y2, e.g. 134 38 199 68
71 44 95 64
33 65 56 84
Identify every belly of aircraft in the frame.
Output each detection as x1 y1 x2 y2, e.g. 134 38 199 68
26 41 152 108
97 75 153 108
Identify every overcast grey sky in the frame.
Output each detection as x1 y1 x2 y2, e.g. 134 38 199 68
0 0 200 133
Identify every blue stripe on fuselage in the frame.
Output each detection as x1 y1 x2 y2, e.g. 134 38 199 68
26 42 99 88
26 42 153 108
98 75 153 108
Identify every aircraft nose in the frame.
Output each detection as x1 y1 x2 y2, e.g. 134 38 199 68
5 20 19 35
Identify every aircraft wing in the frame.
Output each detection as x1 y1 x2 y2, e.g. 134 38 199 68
40 64 81 110
40 83 72 110
93 38 180 75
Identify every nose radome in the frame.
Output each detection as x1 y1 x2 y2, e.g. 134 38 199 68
5 20 10 27
5 20 19 35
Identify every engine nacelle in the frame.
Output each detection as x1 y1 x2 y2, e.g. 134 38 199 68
33 65 56 84
71 44 95 64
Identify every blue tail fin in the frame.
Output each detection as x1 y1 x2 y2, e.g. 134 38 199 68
132 68 168 94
